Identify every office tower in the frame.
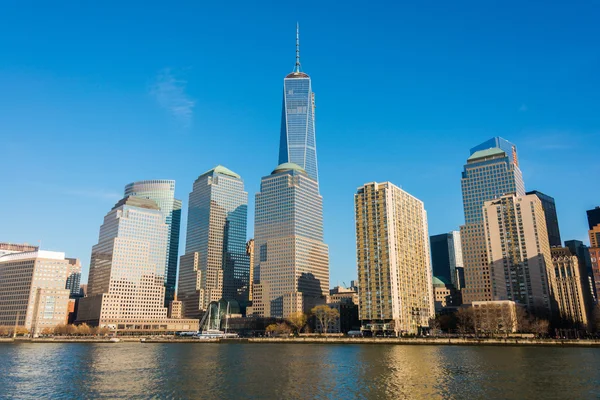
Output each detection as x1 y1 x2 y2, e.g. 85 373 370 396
587 207 600 233
430 231 464 289
565 240 596 303
77 196 197 332
0 250 71 335
432 277 460 313
526 190 562 247
460 137 525 304
124 180 182 306
483 194 553 316
65 258 82 298
355 182 434 335
178 166 249 319
278 24 319 183
246 239 255 302
551 247 590 328
252 163 329 318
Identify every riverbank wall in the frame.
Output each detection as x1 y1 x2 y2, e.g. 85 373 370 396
2 337 600 347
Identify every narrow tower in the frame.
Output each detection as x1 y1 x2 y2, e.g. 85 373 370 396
278 24 319 183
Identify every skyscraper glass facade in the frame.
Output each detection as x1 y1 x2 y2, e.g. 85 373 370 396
278 29 318 183
252 163 329 318
124 180 181 306
179 166 249 317
460 137 525 304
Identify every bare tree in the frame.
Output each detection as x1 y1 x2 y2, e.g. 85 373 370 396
456 308 474 336
311 305 340 334
531 319 550 338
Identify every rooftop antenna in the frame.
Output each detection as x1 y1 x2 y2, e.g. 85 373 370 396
294 22 301 73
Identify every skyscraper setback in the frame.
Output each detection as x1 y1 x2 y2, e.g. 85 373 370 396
460 137 525 304
178 166 249 319
124 180 182 306
278 24 319 183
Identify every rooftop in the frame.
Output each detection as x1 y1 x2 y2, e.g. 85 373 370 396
272 162 307 175
0 250 66 263
467 147 506 162
285 71 310 79
112 196 160 211
200 165 241 179
432 276 451 286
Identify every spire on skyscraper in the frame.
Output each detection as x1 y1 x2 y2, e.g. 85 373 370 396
295 22 301 73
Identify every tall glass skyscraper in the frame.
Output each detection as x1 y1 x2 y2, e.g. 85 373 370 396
124 180 181 306
251 163 329 318
278 25 319 183
460 137 525 304
178 166 249 318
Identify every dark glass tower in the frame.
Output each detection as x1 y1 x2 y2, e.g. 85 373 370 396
526 190 562 247
278 24 319 183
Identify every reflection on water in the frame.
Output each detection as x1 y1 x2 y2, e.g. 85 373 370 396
0 343 599 399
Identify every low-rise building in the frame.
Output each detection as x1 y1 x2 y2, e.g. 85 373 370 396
472 300 519 333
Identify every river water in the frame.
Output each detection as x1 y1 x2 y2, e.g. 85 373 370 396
0 343 598 399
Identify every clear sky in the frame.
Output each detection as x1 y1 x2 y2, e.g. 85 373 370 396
1 1 599 286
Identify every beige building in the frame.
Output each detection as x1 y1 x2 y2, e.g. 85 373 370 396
472 300 519 333
0 250 71 336
0 242 38 257
329 286 359 305
483 194 554 317
551 247 589 328
247 239 255 302
77 196 198 333
432 277 460 313
355 182 434 336
168 298 183 319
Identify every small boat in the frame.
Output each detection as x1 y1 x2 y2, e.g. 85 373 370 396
110 338 121 343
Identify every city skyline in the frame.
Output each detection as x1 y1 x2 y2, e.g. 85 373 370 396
2 5 600 287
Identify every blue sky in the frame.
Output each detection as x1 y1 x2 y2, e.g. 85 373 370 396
1 1 599 285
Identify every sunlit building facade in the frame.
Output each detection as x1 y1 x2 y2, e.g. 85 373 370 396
76 196 197 331
0 250 71 335
178 166 249 319
124 180 182 306
252 163 329 318
551 247 590 328
460 137 525 304
355 182 434 335
278 25 319 183
483 194 554 316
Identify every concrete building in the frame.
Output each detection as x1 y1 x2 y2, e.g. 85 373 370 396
526 191 562 247
178 166 250 319
551 247 590 328
252 163 329 318
65 258 82 298
565 240 596 303
329 286 359 305
355 182 434 336
168 298 183 319
76 196 197 333
247 239 255 302
472 300 519 333
430 231 464 289
460 137 525 304
483 193 554 316
124 180 182 306
0 250 71 336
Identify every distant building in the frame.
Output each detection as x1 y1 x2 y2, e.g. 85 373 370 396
247 239 255 302
430 231 464 289
168 298 183 319
0 250 71 336
526 190 562 247
460 137 525 304
124 180 182 306
252 163 329 318
565 240 596 303
587 207 600 299
0 243 38 257
79 284 88 298
178 166 250 319
76 196 197 333
355 182 434 336
329 286 359 305
65 258 82 298
551 247 590 329
432 277 461 313
483 193 554 317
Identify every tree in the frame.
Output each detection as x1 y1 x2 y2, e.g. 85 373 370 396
286 312 308 335
530 318 550 338
77 323 92 336
455 308 474 336
311 305 340 334
428 317 441 336
0 326 9 337
40 327 53 337
265 323 291 336
515 307 530 333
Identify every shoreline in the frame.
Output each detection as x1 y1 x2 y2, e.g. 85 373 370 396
2 337 600 347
